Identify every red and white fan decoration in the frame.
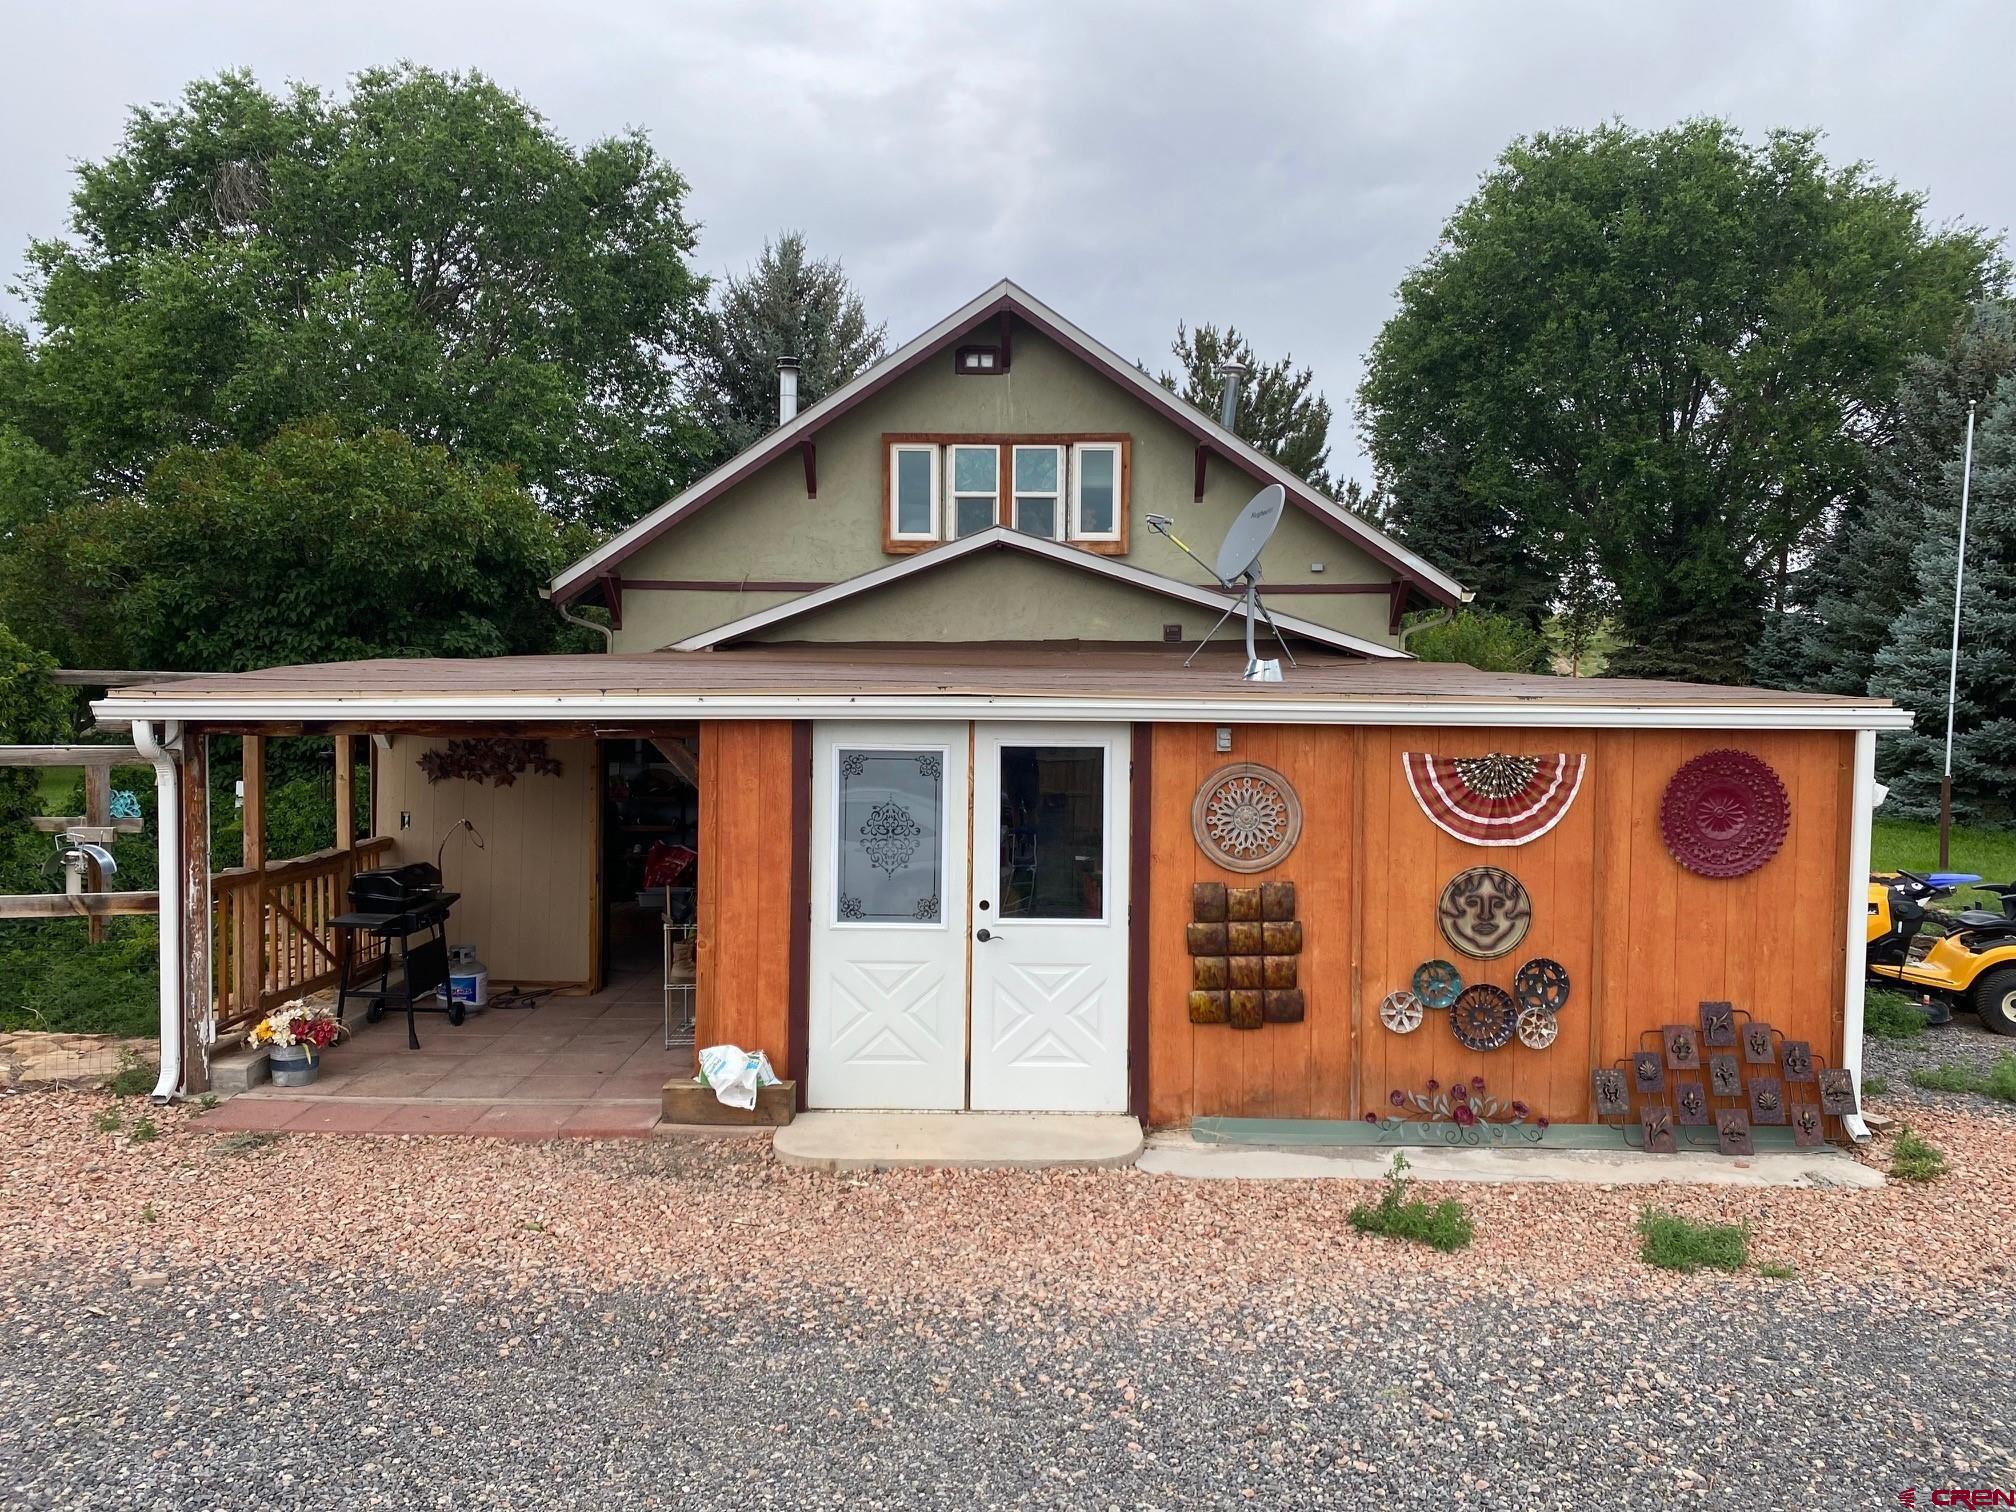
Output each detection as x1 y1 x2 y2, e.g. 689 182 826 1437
1401 752 1587 847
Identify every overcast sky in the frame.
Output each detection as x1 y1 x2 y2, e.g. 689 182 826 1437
3 1 2008 482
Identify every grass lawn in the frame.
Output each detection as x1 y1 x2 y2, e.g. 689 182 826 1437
1869 817 2015 912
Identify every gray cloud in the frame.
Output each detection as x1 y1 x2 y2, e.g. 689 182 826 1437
2 0 2007 480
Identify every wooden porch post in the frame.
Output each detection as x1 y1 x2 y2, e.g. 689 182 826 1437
238 735 266 1022
83 764 111 945
334 734 356 853
179 730 211 1095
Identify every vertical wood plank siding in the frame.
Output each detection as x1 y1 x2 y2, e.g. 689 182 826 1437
696 721 801 1067
1146 725 1853 1128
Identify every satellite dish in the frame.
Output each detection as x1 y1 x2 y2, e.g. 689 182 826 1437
1213 484 1285 583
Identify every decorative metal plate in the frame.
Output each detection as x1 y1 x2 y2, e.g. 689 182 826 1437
1633 1051 1665 1096
1817 1067 1858 1117
1188 991 1228 1025
1698 1000 1736 1047
1513 957 1570 1013
1436 867 1533 959
1716 1109 1755 1156
1748 1076 1786 1126
1449 984 1516 1051
1592 1067 1631 1117
1515 1005 1558 1050
1379 990 1425 1034
1229 990 1263 1030
1400 750 1588 847
1791 1104 1825 1148
1260 881 1297 920
1780 1040 1815 1083
1225 886 1262 921
1263 989 1305 1024
1411 959 1463 1009
1641 1106 1677 1154
1192 763 1303 873
1191 882 1228 922
1659 750 1791 879
1674 1079 1709 1126
1709 1053 1742 1098
1743 1023 1778 1066
1663 1024 1702 1071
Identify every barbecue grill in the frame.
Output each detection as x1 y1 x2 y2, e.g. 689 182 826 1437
333 862 462 1049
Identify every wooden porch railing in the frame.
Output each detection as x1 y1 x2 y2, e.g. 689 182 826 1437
212 836 393 1030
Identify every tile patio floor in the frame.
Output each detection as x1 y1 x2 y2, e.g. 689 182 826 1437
209 966 693 1139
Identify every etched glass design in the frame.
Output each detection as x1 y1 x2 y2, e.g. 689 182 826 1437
836 749 943 924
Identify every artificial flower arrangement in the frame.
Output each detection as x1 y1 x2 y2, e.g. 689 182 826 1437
246 999 347 1058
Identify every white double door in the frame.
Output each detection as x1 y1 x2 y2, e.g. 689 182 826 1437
807 721 1130 1113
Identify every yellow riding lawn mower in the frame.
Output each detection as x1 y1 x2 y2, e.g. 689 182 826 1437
1867 870 2016 1034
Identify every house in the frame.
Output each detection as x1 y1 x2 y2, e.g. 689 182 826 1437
97 280 1902 1145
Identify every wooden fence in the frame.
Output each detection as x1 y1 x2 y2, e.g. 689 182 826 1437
211 836 392 1030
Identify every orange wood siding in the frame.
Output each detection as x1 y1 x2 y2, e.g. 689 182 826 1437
696 721 799 1064
1147 725 1853 1127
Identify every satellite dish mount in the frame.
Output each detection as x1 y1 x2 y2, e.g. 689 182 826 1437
1146 484 1298 681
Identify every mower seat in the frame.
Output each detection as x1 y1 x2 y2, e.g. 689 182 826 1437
1955 909 2016 932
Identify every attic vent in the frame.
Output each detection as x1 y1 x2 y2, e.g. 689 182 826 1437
955 344 1003 375
1163 623 1183 643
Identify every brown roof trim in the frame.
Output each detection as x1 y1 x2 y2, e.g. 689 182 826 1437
621 578 834 594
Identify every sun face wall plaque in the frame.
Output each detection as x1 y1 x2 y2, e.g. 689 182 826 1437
1659 750 1791 878
1401 751 1587 846
1436 867 1533 959
1191 763 1303 873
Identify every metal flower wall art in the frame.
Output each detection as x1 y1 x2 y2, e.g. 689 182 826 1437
1436 867 1533 959
1191 763 1303 873
1659 750 1790 878
1365 1076 1547 1145
1401 751 1587 847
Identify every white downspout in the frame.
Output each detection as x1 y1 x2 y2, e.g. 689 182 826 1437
1839 728 1877 1143
132 719 184 1103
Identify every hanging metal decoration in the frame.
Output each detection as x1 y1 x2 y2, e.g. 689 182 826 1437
1640 1106 1677 1155
1592 1067 1632 1117
1748 1077 1787 1126
1663 1024 1701 1071
1379 990 1425 1034
1411 959 1463 1009
1659 750 1791 879
1780 1041 1815 1083
1817 1068 1859 1117
1436 867 1533 960
1742 1023 1778 1066
1716 1109 1755 1156
1698 999 1737 1047
1449 984 1517 1051
1673 1080 1709 1126
1515 1005 1558 1050
1401 751 1587 847
1513 958 1570 1014
1791 1104 1825 1148
1191 762 1303 873
1709 1053 1742 1098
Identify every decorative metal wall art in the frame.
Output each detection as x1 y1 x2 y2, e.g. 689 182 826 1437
1401 751 1588 847
1817 1068 1859 1116
1436 867 1533 959
1715 1110 1754 1156
1187 880 1304 1028
1659 750 1791 879
1512 958 1570 1013
1379 990 1425 1034
1663 1024 1701 1070
1640 1106 1677 1154
1412 960 1463 1009
1515 1006 1558 1050
1450 984 1517 1051
1699 1000 1736 1047
1364 1076 1547 1145
1674 1080 1709 1126
1191 763 1303 873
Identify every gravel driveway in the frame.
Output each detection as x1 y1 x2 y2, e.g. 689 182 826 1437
1 1093 2012 1509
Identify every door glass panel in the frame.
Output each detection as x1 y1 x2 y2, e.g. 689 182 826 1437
836 749 943 924
996 746 1104 920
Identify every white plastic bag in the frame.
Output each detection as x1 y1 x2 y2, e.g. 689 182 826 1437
696 1043 781 1110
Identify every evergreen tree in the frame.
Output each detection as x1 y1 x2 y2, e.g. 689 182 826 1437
1869 377 2016 824
1754 301 2016 693
683 232 887 465
1160 323 1335 495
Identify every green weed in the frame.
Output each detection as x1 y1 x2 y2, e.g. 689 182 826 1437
1637 1209 1749 1273
1348 1153 1475 1253
1862 991 1926 1041
92 1108 122 1133
128 1116 158 1143
1860 1074 1889 1097
1890 1128 1949 1182
1756 1262 1797 1280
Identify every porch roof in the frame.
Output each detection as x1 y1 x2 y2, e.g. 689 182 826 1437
94 644 1910 732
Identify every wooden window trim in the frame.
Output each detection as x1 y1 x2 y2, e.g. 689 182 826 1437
881 434 1130 556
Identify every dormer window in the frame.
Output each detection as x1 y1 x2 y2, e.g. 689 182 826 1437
884 435 1130 554
955 344 1004 374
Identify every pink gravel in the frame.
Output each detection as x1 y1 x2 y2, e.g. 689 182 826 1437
2 1091 2011 1314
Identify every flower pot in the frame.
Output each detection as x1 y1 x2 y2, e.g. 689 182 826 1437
268 1043 319 1088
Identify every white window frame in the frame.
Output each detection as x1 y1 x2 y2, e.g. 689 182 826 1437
1069 442 1123 542
888 443 941 542
945 443 1002 539
1009 444 1065 541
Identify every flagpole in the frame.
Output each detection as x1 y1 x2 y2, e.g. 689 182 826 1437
1938 399 1977 870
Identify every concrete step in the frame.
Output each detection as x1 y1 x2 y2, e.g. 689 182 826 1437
772 1111 1143 1172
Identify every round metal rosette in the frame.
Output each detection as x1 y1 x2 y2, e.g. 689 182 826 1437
1449 984 1517 1052
1659 749 1790 878
1410 959 1464 1010
1436 866 1533 960
1190 762 1303 873
1378 989 1425 1034
1512 957 1570 1014
1515 1004 1559 1050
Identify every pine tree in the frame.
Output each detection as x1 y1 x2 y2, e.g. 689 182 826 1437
684 232 887 464
1755 301 2016 693
1869 376 2016 824
1159 323 1335 495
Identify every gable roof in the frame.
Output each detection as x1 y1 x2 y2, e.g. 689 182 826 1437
551 278 1466 607
667 525 1409 659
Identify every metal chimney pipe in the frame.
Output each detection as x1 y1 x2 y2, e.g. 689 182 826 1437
777 356 800 425
1215 359 1248 432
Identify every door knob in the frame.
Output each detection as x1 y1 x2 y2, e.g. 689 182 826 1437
976 928 998 942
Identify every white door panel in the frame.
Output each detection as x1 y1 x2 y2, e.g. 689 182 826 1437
808 723 968 1110
970 724 1130 1113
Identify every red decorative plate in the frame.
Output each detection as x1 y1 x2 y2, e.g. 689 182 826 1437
1659 750 1789 878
